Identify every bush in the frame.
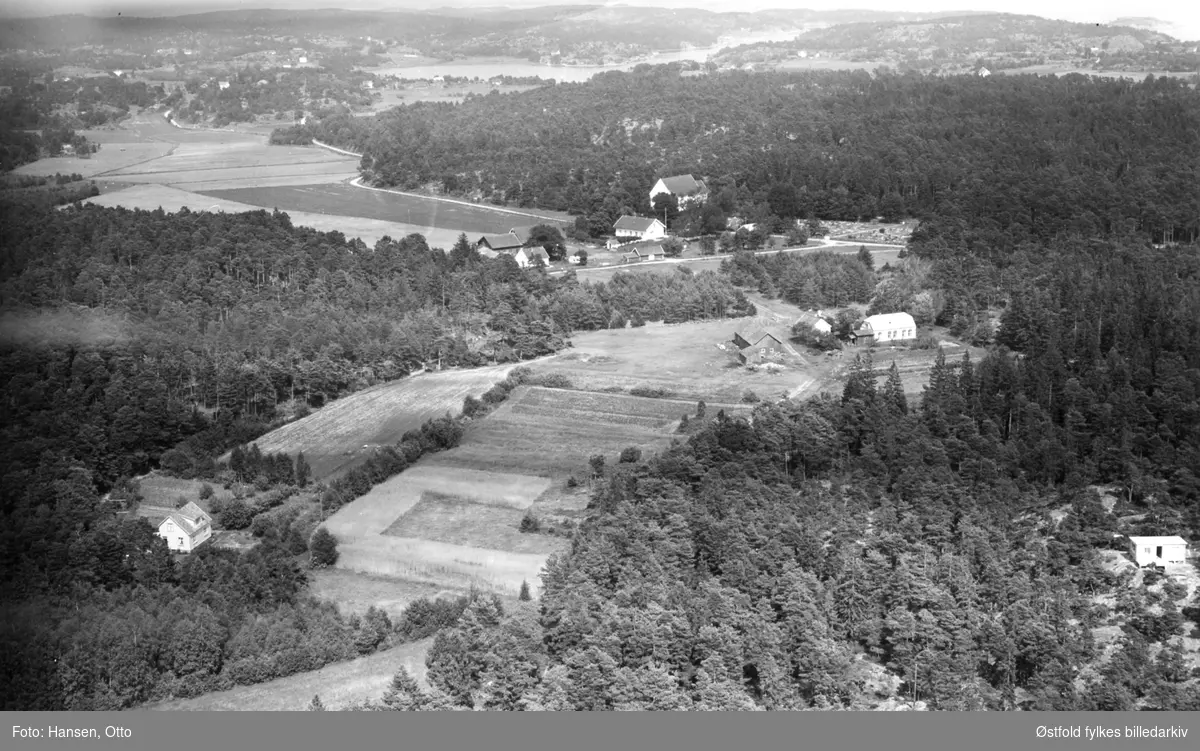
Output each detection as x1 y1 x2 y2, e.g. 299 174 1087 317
462 395 486 417
741 390 760 403
619 446 642 463
199 483 215 500
630 385 675 398
519 509 541 533
566 475 579 488
219 500 254 530
310 527 339 567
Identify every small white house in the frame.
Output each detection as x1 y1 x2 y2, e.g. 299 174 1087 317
513 246 550 268
613 215 667 242
1128 536 1189 567
217 81 230 90
157 501 213 553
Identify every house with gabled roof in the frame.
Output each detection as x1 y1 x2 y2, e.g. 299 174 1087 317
795 310 833 335
613 215 667 242
649 173 709 207
851 312 916 345
157 501 213 553
733 325 785 364
514 246 550 268
476 232 524 252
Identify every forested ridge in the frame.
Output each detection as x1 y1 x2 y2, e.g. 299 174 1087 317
281 69 1199 247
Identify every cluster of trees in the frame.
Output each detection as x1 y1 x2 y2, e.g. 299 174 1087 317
723 249 875 309
278 69 1198 248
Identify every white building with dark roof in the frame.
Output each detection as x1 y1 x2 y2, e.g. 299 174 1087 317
157 501 213 553
613 215 667 241
649 174 709 207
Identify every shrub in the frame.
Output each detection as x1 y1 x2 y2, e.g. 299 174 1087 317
310 527 339 567
619 446 642 463
566 475 579 488
519 509 541 533
198 483 215 500
630 385 675 398
741 390 760 403
462 395 486 417
219 500 254 530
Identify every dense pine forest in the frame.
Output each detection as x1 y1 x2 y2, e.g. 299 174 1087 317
3 67 1200 711
278 69 1200 247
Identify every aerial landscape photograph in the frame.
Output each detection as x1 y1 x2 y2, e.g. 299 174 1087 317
0 0 1199 723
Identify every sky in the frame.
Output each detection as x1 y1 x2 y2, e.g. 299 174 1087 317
1 0 1197 40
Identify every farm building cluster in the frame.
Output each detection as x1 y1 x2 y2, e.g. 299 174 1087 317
475 226 552 268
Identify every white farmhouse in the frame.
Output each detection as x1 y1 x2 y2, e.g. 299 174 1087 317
649 174 709 208
851 312 917 345
613 215 667 242
513 246 550 269
1128 536 1189 567
157 501 213 553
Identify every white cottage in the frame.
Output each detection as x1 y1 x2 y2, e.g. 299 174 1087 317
1128 536 1189 567
157 501 213 553
649 174 709 207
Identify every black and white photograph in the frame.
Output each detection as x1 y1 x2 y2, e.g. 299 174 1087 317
0 0 1198 740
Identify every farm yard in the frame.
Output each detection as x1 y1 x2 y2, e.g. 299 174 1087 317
200 182 571 236
248 364 516 480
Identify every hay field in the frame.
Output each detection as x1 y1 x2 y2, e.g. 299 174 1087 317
149 638 434 711
538 318 808 403
201 183 571 235
83 184 465 249
247 364 516 479
324 463 553 595
102 140 358 191
424 385 729 478
306 568 463 621
13 142 175 178
384 492 564 555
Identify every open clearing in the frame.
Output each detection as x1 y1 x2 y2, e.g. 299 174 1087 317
384 492 564 555
325 463 553 596
538 318 809 403
14 142 176 178
149 637 434 711
200 183 571 235
249 364 516 479
82 184 465 248
306 568 465 621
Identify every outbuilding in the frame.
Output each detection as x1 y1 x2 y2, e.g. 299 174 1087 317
1128 536 1189 567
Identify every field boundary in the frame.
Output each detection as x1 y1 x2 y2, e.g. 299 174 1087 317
349 176 569 225
312 139 364 159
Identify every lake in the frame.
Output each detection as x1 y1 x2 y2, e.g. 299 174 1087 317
370 30 801 83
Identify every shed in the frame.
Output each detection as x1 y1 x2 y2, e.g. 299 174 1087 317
1128 536 1189 567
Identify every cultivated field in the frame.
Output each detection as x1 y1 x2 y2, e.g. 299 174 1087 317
13 142 175 178
133 472 233 510
249 364 516 479
200 183 571 236
149 637 435 711
324 463 554 595
82 184 464 248
384 492 564 555
424 384 720 478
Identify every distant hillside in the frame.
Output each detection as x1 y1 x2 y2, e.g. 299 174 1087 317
712 13 1200 75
